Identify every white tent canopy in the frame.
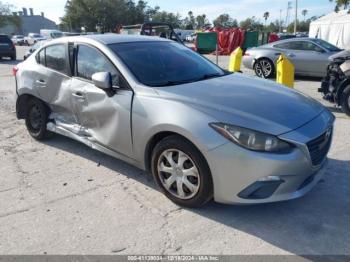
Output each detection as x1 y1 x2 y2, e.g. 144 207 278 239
309 10 350 49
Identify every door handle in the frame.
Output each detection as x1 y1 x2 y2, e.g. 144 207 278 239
287 53 296 58
36 79 46 84
72 92 85 100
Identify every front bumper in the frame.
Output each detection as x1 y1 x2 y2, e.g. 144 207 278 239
205 110 334 204
242 56 255 69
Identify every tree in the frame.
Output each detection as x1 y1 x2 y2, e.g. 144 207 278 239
301 9 308 20
182 11 196 29
60 0 160 32
263 11 269 27
239 16 263 31
213 14 238 28
0 1 21 29
329 0 350 11
266 20 282 32
196 14 210 29
286 18 311 33
151 11 182 28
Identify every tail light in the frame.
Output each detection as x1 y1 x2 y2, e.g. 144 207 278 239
12 66 18 76
12 43 16 50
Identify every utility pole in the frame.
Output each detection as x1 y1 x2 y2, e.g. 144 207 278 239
294 0 298 35
285 1 292 32
279 9 282 33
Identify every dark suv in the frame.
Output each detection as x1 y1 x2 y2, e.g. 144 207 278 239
0 34 16 60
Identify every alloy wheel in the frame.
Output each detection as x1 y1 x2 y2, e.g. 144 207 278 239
255 60 272 78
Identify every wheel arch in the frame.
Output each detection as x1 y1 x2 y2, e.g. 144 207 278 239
336 79 350 105
16 94 50 119
144 131 211 174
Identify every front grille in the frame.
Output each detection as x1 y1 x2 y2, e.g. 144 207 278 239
307 128 332 166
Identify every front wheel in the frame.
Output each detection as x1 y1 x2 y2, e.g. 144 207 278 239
254 58 274 78
151 136 213 208
25 98 52 140
341 86 350 116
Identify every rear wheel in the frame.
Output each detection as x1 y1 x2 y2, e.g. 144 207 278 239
25 98 51 140
341 86 350 116
151 136 213 208
254 58 274 78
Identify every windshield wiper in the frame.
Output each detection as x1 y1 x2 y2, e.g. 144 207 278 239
151 72 230 87
151 79 193 87
194 72 228 82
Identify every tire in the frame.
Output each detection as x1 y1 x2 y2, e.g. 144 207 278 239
254 58 275 78
341 86 350 117
25 98 51 140
151 135 213 208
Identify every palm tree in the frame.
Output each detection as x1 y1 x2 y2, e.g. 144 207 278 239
302 9 308 20
263 11 270 28
329 0 350 12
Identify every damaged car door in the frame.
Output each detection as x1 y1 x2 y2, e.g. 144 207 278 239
70 44 134 158
34 44 80 127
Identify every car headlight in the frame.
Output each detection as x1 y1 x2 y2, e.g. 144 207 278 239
210 123 292 152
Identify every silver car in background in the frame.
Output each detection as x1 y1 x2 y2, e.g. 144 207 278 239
14 35 334 207
243 38 342 78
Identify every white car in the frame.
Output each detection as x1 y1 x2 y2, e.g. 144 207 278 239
186 33 197 42
24 33 46 46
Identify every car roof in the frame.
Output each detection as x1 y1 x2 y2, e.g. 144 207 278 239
270 37 317 46
49 34 171 45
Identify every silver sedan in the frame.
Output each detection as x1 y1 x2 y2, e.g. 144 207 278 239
14 35 334 207
242 38 342 78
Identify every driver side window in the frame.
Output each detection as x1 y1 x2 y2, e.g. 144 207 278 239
76 45 126 88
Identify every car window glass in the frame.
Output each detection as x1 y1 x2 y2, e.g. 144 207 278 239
109 41 225 87
45 44 67 74
296 41 323 52
76 45 123 87
274 42 292 49
37 49 45 65
0 35 12 43
275 41 323 52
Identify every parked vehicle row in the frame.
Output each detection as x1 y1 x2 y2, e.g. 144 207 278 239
14 34 334 207
11 35 26 46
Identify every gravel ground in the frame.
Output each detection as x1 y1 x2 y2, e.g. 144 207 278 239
0 46 349 255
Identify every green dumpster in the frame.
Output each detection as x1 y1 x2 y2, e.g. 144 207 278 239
196 32 217 54
243 31 259 50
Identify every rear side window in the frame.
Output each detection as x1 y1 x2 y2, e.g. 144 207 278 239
45 44 68 74
0 35 11 43
274 42 292 49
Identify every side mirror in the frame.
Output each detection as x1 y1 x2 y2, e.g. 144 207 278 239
92 72 112 90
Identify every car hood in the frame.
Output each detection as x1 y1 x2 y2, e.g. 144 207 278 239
153 73 325 135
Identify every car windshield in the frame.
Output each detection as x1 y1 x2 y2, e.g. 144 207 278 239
313 39 341 52
109 41 227 87
51 32 63 38
32 34 42 38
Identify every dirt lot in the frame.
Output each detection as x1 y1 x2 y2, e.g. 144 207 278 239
0 46 349 255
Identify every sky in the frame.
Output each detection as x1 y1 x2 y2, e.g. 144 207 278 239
10 0 336 24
